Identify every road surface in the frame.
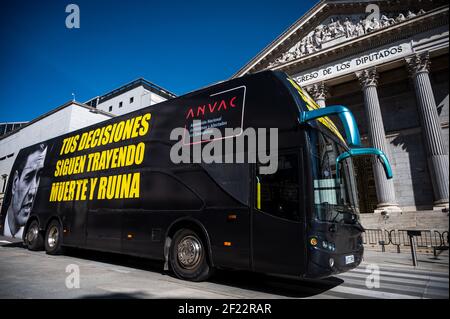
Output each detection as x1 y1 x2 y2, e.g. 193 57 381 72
0 237 448 299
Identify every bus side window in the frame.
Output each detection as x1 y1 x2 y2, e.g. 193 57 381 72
256 153 300 221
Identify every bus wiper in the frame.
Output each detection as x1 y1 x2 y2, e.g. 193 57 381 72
329 204 358 224
330 207 346 223
338 208 365 231
330 212 340 223
320 203 357 224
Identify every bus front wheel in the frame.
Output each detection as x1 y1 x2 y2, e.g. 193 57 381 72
45 220 64 255
169 228 212 282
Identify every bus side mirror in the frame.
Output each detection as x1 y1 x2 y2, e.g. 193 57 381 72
256 176 261 210
336 147 393 180
299 105 361 147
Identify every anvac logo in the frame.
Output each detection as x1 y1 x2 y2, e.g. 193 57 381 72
183 86 246 145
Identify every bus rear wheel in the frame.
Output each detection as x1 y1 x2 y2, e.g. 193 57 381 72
169 228 212 282
45 220 64 255
25 220 44 251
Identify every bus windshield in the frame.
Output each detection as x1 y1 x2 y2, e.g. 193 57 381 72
308 128 359 224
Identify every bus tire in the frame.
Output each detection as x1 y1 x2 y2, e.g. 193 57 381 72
169 228 212 282
25 220 44 251
45 220 64 255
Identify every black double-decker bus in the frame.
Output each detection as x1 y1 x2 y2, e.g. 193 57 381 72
0 71 393 281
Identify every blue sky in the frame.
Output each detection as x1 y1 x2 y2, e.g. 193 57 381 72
0 0 316 122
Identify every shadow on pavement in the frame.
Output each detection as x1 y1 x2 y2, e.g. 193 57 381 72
210 270 343 298
5 243 343 298
0 242 25 248
77 292 147 299
62 247 343 298
415 258 449 265
64 247 165 274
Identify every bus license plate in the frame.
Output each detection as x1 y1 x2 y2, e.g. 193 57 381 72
345 255 354 264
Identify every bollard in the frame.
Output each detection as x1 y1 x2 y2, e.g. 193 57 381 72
409 236 417 266
379 240 385 252
407 230 421 267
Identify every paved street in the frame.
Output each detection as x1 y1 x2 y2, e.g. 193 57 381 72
0 237 448 299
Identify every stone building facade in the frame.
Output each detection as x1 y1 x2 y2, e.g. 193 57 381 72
233 0 449 229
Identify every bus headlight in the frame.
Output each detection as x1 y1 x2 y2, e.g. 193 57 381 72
329 258 335 268
322 241 328 249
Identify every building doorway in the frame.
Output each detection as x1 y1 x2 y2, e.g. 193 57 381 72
354 157 378 214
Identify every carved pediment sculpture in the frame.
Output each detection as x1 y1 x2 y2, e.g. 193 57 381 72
268 9 427 68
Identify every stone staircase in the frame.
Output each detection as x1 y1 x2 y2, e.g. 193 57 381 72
363 242 449 255
359 209 449 230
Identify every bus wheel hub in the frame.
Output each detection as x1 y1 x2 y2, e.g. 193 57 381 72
177 236 202 269
27 224 38 243
47 226 59 248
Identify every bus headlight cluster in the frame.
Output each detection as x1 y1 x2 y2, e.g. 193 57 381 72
322 241 336 252
310 236 335 251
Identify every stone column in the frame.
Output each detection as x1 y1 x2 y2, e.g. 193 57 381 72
356 68 401 213
406 53 449 208
308 82 327 108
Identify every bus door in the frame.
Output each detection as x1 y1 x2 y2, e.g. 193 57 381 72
252 151 306 276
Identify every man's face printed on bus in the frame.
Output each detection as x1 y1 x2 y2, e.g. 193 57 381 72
11 146 47 226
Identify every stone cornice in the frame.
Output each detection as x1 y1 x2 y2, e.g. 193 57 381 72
233 2 448 78
272 6 448 75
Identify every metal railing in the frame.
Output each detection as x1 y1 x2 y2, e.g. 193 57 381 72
363 229 449 252
363 229 390 245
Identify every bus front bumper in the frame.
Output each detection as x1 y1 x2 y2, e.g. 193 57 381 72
304 246 364 279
